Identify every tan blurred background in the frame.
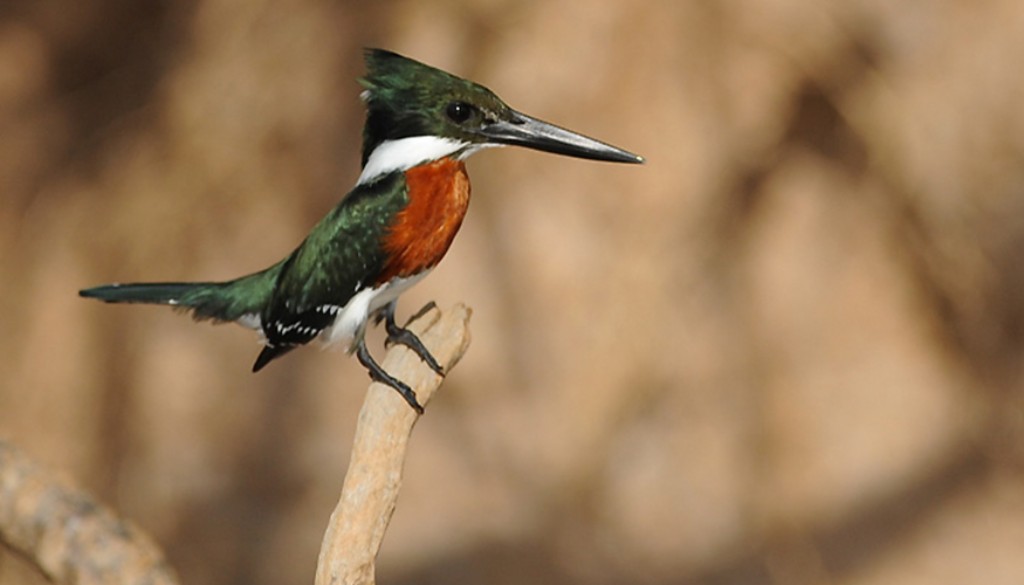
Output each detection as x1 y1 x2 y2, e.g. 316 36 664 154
2 0 1024 584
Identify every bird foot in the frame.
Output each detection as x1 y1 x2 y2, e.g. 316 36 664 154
380 302 445 377
356 339 424 414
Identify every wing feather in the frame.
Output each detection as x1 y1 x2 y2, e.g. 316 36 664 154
256 172 409 362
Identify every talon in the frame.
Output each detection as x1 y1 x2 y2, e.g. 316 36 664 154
407 300 438 323
356 337 424 414
380 301 445 377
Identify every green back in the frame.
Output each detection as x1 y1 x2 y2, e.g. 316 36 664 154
260 171 408 329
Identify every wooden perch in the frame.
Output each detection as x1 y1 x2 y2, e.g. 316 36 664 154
0 302 471 585
316 302 472 585
0 441 180 585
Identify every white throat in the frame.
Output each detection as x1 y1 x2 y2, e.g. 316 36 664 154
357 136 468 186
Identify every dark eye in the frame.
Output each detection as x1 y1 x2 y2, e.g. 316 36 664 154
446 101 474 123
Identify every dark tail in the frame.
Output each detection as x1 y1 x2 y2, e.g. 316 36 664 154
79 282 238 324
251 344 296 372
80 264 282 325
80 282 207 305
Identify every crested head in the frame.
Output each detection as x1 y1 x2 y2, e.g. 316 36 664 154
355 49 643 185
360 49 510 165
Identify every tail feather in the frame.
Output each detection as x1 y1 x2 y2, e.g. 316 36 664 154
80 282 232 323
79 264 282 325
252 344 296 372
80 282 205 305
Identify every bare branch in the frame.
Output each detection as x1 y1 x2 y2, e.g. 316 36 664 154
315 302 473 585
0 302 470 585
0 441 180 585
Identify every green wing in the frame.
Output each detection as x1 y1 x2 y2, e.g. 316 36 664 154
255 172 409 363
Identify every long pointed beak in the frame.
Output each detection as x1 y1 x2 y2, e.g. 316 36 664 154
479 110 644 164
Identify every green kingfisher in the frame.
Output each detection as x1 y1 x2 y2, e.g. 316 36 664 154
80 49 643 413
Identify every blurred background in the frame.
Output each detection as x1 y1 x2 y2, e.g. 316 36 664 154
2 0 1024 584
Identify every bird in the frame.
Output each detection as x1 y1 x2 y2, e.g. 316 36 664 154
80 48 644 413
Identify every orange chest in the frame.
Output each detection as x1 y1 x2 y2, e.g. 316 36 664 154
379 158 472 280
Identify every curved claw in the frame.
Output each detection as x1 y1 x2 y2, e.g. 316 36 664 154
356 337 424 414
380 301 445 377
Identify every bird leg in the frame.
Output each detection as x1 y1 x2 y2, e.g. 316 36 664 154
378 301 445 376
356 337 424 414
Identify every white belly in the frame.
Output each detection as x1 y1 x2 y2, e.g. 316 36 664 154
322 272 430 351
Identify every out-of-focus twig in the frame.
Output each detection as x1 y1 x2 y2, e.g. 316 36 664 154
315 302 472 585
0 440 179 585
